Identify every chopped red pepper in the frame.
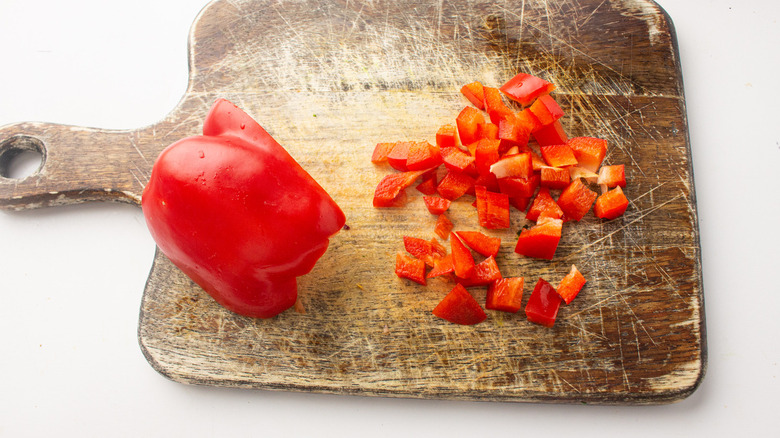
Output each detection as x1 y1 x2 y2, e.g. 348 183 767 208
415 169 438 195
529 95 564 126
434 214 454 240
450 233 476 279
458 256 502 286
497 114 531 150
406 141 442 171
594 186 629 220
532 120 568 146
472 172 500 193
509 195 532 212
387 141 412 171
423 196 451 215
371 142 395 163
517 108 542 133
597 164 626 188
540 166 570 190
514 217 563 260
567 137 607 173
460 81 485 109
437 171 475 200
557 265 586 304
478 122 499 140
540 144 578 168
489 152 533 179
486 277 524 313
403 236 438 267
373 169 427 207
395 252 427 286
557 178 598 221
456 106 485 146
427 254 454 278
436 124 459 149
525 278 562 327
497 174 539 199
455 231 501 257
525 187 564 222
483 86 515 125
474 138 501 176
475 186 511 229
432 283 487 325
499 73 556 107
441 146 476 174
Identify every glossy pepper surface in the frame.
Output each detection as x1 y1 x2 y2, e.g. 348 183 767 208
142 99 346 319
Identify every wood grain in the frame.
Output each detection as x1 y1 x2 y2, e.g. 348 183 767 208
0 0 704 403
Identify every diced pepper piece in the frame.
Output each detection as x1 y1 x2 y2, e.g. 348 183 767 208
371 142 395 163
434 214 454 240
456 106 485 146
499 73 556 107
373 170 427 207
428 254 454 278
529 95 564 126
415 171 438 196
455 231 501 257
509 195 532 212
489 152 533 179
406 141 442 171
497 174 539 199
460 81 485 109
533 120 568 146
423 196 451 215
486 277 524 313
557 265 586 304
395 252 426 286
437 171 475 200
525 278 562 327
479 122 499 140
432 283 487 325
567 137 607 173
450 233 476 279
517 108 542 133
441 146 476 174
540 144 578 168
529 149 547 171
514 217 563 260
525 187 564 222
472 172 500 193
458 256 502 286
475 186 511 229
569 166 599 184
474 138 501 176
557 178 598 221
436 124 459 149
540 166 570 190
498 114 531 151
594 186 629 220
387 141 412 171
403 236 437 267
483 86 515 125
597 164 626 188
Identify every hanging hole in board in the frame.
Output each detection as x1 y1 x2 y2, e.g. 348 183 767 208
0 135 46 180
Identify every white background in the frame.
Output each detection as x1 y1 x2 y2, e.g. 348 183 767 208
0 0 777 436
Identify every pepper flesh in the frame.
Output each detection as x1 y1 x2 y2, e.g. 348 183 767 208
142 99 345 319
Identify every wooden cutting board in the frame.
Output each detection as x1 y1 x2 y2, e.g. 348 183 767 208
0 0 704 404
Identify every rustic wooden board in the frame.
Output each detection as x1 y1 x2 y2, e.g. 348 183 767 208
0 0 704 403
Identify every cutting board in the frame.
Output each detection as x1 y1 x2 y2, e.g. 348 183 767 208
0 0 704 404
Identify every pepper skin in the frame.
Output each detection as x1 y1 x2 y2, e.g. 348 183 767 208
142 99 346 319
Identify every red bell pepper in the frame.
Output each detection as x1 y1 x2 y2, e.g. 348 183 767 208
497 174 539 199
406 141 442 171
458 255 502 286
540 144 578 168
557 265 586 304
434 214 454 240
423 196 451 215
525 278 562 327
455 231 501 258
386 141 412 171
557 178 598 221
437 170 475 200
528 95 564 126
525 187 564 222
597 164 626 188
567 137 607 173
483 86 515 125
594 186 629 220
456 106 485 146
498 114 531 150
478 122 499 140
373 169 427 207
395 252 427 286
532 120 568 146
540 166 570 190
489 152 533 179
415 169 438 195
514 217 563 260
485 277 524 313
517 108 542 133
474 138 501 176
499 73 556 107
475 186 510 229
450 233 476 279
436 124 459 149
403 236 439 267
371 142 395 164
432 283 487 325
427 254 454 278
460 81 485 109
441 146 476 174
142 98 346 319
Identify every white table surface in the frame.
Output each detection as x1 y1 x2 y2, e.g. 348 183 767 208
1 0 777 436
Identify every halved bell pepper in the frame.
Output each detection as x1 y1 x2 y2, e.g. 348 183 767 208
525 278 562 327
432 283 487 325
486 277 524 313
514 217 563 260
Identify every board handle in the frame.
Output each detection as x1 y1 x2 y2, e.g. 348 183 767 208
0 122 153 211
